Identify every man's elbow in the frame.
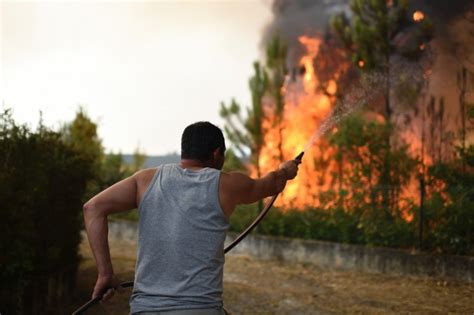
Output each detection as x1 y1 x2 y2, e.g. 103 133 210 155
83 200 94 217
83 199 102 218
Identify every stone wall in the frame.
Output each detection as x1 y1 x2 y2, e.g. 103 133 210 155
107 220 474 283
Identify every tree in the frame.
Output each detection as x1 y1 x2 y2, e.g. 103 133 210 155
0 109 93 313
266 35 288 162
331 0 432 213
427 126 474 255
328 114 416 246
130 146 147 174
101 151 127 189
220 61 268 215
457 67 474 172
220 35 289 172
220 62 268 176
331 0 433 117
60 107 104 199
61 107 103 163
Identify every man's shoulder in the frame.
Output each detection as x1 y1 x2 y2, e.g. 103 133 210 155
219 171 254 190
135 167 158 178
134 167 159 188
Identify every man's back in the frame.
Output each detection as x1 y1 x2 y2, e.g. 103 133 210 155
130 164 229 313
82 121 298 313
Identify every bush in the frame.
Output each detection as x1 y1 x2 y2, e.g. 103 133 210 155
0 110 93 314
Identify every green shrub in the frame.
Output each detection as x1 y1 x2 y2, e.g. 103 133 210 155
0 110 93 314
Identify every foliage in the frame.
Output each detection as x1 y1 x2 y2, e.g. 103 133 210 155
228 115 417 250
0 109 94 314
220 62 268 169
60 107 104 201
329 115 417 214
220 35 288 169
422 161 474 255
331 0 433 221
229 204 414 249
222 148 247 173
129 146 146 174
100 151 127 189
417 101 474 255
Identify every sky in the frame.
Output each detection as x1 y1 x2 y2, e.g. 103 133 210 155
1 0 273 155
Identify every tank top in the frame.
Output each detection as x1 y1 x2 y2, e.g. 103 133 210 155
130 164 229 313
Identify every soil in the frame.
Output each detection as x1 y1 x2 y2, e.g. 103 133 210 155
67 238 474 315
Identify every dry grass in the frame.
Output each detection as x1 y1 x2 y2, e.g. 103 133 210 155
68 238 474 315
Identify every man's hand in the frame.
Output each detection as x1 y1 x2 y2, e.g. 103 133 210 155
92 274 121 302
279 159 301 180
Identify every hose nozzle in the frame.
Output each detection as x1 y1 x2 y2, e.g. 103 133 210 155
294 151 304 163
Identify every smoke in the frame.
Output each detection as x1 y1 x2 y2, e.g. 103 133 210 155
261 0 474 160
413 0 474 67
261 0 349 66
262 0 474 68
422 0 472 21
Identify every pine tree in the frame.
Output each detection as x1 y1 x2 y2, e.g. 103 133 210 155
131 146 146 173
331 0 432 212
220 61 268 215
266 35 288 162
220 61 268 176
60 107 104 199
331 0 432 119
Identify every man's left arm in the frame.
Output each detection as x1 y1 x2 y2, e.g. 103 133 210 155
83 173 138 301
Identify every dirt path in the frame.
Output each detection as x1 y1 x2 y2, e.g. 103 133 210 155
68 239 474 314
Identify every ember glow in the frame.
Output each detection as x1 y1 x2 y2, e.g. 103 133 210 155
413 10 425 22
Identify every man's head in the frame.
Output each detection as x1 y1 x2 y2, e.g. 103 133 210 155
181 121 226 169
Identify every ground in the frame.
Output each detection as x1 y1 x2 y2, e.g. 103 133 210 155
68 238 474 314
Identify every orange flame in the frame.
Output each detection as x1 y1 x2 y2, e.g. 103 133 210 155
252 36 336 209
413 10 424 22
252 35 433 218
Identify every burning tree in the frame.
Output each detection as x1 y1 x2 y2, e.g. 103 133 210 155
331 0 433 214
220 0 473 256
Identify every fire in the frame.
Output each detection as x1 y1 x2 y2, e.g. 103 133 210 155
326 80 337 96
413 10 424 22
298 36 320 92
254 36 336 209
252 34 433 217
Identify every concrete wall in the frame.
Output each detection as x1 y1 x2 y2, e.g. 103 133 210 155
107 220 474 283
225 233 474 283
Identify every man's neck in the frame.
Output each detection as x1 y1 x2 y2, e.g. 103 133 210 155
180 159 209 170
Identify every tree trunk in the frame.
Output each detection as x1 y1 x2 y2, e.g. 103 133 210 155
381 61 392 217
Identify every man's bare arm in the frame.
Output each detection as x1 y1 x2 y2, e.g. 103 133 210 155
82 171 141 300
220 160 299 215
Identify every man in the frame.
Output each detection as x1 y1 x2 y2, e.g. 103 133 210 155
83 121 300 314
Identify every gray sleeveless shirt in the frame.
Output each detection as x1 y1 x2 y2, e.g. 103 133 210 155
130 164 229 313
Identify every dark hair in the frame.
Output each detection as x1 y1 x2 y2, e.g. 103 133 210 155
181 121 226 162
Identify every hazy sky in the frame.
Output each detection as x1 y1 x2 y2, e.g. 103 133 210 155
1 0 273 155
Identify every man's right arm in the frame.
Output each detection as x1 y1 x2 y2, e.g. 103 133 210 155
219 160 299 216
